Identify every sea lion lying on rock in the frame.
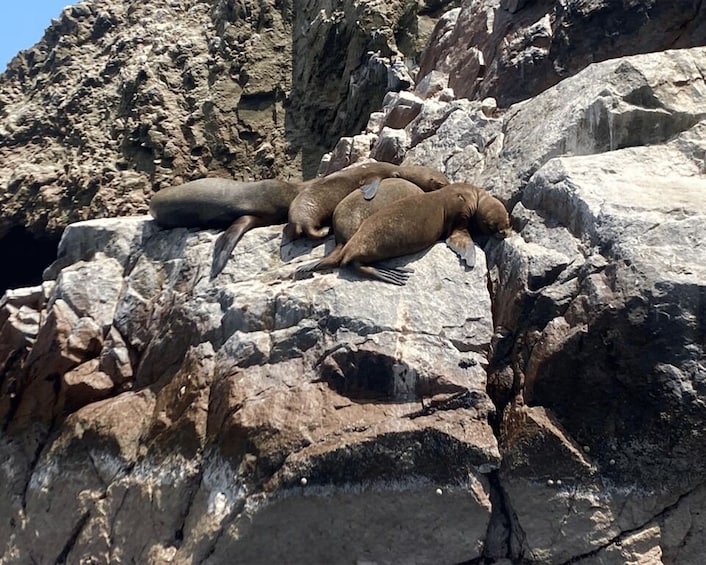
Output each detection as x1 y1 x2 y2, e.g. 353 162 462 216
295 183 511 285
285 162 449 240
149 177 301 276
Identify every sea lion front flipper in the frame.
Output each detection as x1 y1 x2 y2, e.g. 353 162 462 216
446 228 476 268
353 263 411 286
211 215 260 277
360 177 382 200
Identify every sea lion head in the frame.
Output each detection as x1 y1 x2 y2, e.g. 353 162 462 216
397 165 450 192
474 195 512 238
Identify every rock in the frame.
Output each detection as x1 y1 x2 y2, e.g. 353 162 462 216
422 46 706 205
3 2 706 562
418 0 706 107
371 126 410 163
383 90 423 129
59 359 114 413
0 215 500 562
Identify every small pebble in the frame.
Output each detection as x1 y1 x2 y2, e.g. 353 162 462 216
300 477 308 486
583 445 591 453
609 459 616 465
435 488 443 496
547 479 554 486
556 479 562 486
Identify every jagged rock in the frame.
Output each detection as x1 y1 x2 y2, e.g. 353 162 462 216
3 2 706 562
413 47 706 205
383 91 424 129
418 0 706 106
371 126 410 163
0 215 500 562
481 52 706 560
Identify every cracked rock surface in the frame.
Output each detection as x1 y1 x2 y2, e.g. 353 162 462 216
2 1 706 564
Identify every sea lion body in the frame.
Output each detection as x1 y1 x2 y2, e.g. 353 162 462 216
150 178 299 228
295 178 425 275
297 183 511 285
286 162 448 239
333 178 424 243
150 177 301 276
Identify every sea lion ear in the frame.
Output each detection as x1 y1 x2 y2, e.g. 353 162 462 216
360 177 382 200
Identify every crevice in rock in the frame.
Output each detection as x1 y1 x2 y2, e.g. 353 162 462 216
108 487 129 562
0 226 60 296
1 349 26 431
196 495 248 565
55 510 91 565
173 466 204 549
406 389 489 419
558 481 706 564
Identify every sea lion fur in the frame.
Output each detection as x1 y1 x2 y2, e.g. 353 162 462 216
295 182 511 285
149 177 301 276
285 161 448 240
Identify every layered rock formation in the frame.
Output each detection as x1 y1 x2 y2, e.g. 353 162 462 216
2 0 706 563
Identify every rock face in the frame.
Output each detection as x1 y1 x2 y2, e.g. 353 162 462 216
1 217 499 564
419 0 706 107
2 1 706 564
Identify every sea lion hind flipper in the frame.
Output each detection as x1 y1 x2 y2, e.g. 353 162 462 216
354 263 411 286
293 245 344 278
211 215 260 278
360 177 382 200
293 259 325 278
446 228 476 268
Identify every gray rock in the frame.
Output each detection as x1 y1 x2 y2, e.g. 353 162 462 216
0 216 499 562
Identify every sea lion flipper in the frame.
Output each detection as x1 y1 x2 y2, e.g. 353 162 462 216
292 260 322 279
211 215 259 277
354 263 411 286
293 245 345 278
446 228 476 268
360 177 382 200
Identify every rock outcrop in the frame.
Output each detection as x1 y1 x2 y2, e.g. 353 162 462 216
418 0 706 107
1 216 499 563
2 1 706 564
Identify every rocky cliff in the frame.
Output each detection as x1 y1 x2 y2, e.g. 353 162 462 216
1 0 706 564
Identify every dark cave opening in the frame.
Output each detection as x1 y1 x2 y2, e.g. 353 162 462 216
0 227 61 296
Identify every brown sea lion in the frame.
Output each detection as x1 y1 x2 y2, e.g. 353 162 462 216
296 183 511 285
149 177 301 276
295 178 424 275
285 161 449 240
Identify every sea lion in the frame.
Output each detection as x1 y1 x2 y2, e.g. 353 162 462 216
285 161 449 240
295 182 511 285
149 177 301 276
295 177 424 275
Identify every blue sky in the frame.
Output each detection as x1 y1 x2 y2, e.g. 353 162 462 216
1 1 73 71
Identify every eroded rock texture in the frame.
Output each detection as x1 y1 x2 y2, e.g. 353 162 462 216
1 1 706 564
1 216 499 563
419 0 706 107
